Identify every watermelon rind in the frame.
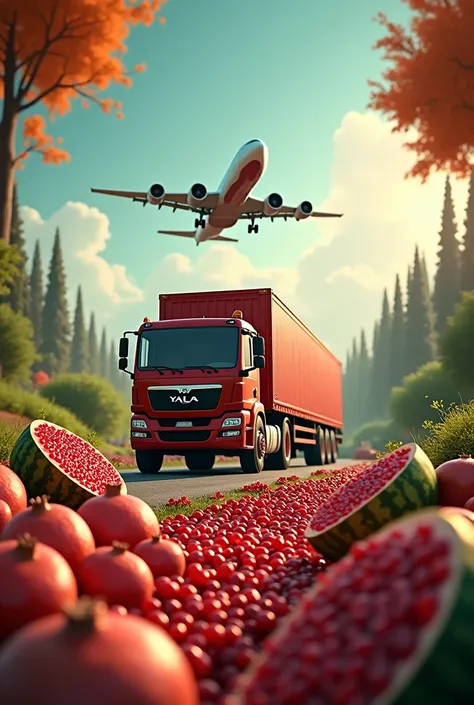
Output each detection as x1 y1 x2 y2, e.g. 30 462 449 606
9 419 126 509
231 509 474 704
305 443 438 561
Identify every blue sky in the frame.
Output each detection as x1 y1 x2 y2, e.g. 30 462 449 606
18 0 462 359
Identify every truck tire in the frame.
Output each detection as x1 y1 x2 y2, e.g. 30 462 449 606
185 452 215 472
304 426 325 467
240 417 265 474
329 429 338 463
264 417 292 470
135 449 164 474
324 428 332 464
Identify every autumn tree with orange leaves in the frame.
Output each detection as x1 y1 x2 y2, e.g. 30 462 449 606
368 0 474 181
0 0 167 244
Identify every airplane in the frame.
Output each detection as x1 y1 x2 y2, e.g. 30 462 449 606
90 139 343 246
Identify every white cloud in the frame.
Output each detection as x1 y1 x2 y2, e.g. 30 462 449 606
21 202 144 330
22 112 470 359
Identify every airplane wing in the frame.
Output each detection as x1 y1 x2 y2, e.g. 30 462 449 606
158 230 239 243
238 197 342 220
90 188 220 213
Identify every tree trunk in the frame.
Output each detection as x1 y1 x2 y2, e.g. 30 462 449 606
0 111 18 245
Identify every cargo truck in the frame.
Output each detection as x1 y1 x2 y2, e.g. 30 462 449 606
118 288 343 475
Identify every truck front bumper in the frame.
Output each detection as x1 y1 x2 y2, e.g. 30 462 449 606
130 411 254 453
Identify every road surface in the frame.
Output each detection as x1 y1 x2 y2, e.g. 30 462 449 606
123 458 359 507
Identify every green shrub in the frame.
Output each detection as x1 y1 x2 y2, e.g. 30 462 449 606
0 380 91 438
389 361 467 435
40 373 128 439
421 400 474 467
0 304 37 382
351 419 404 451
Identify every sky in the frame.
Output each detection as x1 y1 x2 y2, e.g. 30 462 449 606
17 0 471 361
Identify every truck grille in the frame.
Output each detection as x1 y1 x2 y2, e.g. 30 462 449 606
158 431 211 442
159 418 211 428
148 385 222 412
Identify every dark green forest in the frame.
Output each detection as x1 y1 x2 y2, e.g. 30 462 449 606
0 185 130 400
343 173 474 451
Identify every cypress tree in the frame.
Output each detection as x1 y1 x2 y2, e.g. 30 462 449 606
109 339 120 389
357 330 370 426
460 168 474 294
405 245 437 375
88 313 100 375
100 328 109 380
373 289 392 418
40 229 70 376
69 287 88 373
432 176 460 335
367 320 380 421
389 274 405 390
29 240 43 350
1 184 29 315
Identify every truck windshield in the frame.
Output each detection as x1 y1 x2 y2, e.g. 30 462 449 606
137 326 239 371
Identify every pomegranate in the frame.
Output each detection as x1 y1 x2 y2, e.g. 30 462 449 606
0 598 199 705
436 455 474 507
133 535 186 578
77 541 154 609
0 534 78 641
305 443 438 561
1 495 95 574
0 498 12 531
78 483 160 548
465 497 474 511
9 420 126 509
230 510 474 704
0 463 27 515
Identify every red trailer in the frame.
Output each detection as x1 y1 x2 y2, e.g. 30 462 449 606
119 288 343 475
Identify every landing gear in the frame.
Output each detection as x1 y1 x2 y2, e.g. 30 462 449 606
194 217 206 228
248 223 259 234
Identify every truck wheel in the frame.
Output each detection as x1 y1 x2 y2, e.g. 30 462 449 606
264 418 292 470
240 417 265 474
135 449 164 474
329 429 338 463
185 452 215 472
304 426 325 467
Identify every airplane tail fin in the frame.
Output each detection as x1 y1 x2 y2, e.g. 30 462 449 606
158 230 196 239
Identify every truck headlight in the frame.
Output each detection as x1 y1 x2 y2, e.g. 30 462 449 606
222 417 241 427
132 419 147 429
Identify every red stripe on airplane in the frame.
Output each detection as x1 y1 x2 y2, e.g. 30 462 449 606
223 160 263 204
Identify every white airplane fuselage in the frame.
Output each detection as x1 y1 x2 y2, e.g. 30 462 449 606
195 139 267 244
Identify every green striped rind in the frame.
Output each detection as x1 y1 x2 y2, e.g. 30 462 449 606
306 443 438 562
9 421 122 510
392 514 474 704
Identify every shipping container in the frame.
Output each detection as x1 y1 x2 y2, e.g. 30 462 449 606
159 288 343 428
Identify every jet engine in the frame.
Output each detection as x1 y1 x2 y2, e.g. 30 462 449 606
294 201 313 220
263 193 283 216
187 183 208 208
147 184 166 205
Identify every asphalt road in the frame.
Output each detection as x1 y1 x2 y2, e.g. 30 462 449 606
122 457 359 507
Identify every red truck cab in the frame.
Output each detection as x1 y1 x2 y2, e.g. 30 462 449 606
119 288 343 475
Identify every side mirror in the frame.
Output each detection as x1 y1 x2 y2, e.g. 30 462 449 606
118 357 128 371
253 336 265 356
253 355 265 369
119 337 129 358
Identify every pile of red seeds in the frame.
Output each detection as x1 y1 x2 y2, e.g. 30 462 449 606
126 466 364 703
33 423 122 493
232 520 452 705
310 446 412 531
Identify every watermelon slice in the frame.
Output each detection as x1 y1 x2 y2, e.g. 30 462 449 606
9 420 126 509
305 443 438 561
230 509 474 704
